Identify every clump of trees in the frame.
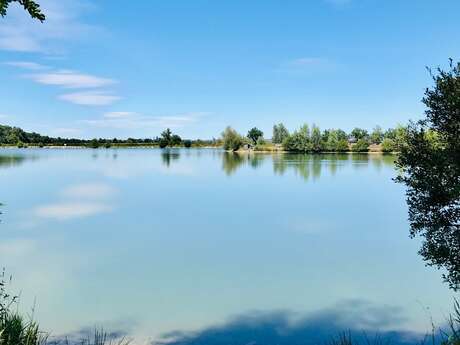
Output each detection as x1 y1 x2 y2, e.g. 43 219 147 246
396 60 460 290
159 128 182 148
222 123 409 153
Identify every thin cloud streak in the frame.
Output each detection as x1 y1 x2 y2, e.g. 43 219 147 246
59 91 121 106
34 202 113 221
0 0 100 53
103 112 138 119
83 112 207 129
62 183 117 199
5 61 49 70
27 70 116 89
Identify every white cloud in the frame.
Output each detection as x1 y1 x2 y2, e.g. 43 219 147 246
34 202 113 220
59 91 121 106
27 70 116 89
84 112 206 129
103 112 138 119
50 127 82 136
62 183 116 199
0 0 100 53
0 27 42 52
5 61 48 70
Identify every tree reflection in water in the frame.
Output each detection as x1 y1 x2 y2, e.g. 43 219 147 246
222 152 395 182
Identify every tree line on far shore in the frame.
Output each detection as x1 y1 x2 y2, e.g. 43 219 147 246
0 122 413 153
222 123 409 153
0 125 219 149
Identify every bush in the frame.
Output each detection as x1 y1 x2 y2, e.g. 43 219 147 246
159 139 168 148
88 139 99 149
336 139 350 152
183 140 192 148
352 139 369 152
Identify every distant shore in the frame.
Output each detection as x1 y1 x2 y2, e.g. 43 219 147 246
0 144 398 154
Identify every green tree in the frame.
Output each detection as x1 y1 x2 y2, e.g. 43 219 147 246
336 139 349 152
283 124 312 152
247 127 263 145
370 125 384 144
326 130 339 151
272 123 289 144
336 129 348 141
161 128 172 143
326 129 349 152
88 138 99 149
222 126 243 151
396 60 460 290
351 128 369 141
0 0 45 21
311 124 322 152
384 125 407 150
381 138 395 152
183 140 192 148
170 134 182 146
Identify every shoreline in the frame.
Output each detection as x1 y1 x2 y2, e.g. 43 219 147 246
0 145 398 154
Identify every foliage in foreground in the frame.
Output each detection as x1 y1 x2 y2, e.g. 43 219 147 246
1 270 130 345
0 0 45 21
0 269 46 345
396 60 460 290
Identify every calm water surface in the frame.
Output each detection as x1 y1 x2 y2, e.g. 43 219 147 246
0 148 454 343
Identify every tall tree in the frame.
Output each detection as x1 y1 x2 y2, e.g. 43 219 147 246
396 60 460 290
272 123 289 144
311 124 322 152
370 125 384 144
0 0 45 21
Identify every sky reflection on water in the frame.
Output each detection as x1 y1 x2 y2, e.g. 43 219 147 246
0 148 454 343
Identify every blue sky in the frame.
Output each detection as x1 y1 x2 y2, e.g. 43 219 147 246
1 0 460 139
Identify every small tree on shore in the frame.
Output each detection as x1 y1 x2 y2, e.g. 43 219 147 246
222 126 243 151
247 127 263 145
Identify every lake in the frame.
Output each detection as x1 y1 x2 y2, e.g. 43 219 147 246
0 148 454 344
